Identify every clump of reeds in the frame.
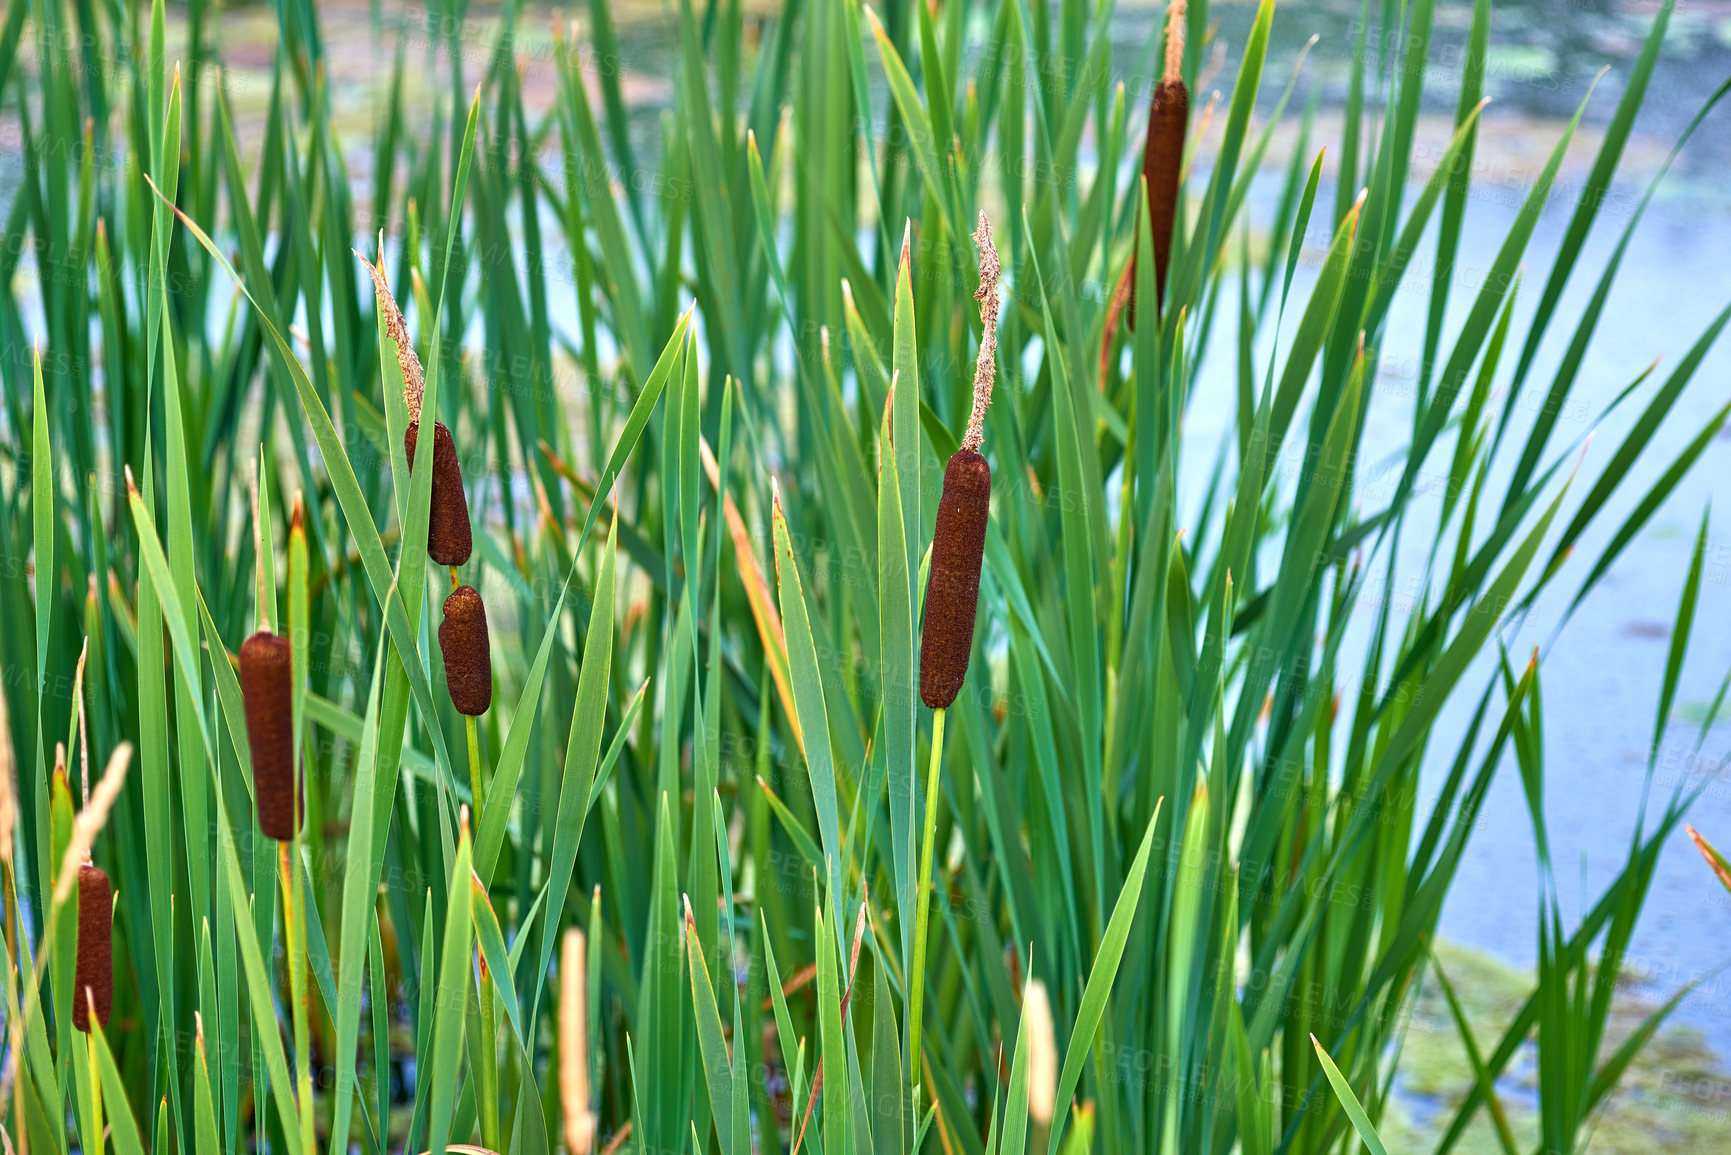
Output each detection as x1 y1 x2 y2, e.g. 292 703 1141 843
440 584 493 716
918 212 1000 710
1129 0 1188 328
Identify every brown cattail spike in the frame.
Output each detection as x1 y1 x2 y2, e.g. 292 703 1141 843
1131 0 1188 329
406 421 474 567
240 630 300 840
73 862 113 1032
920 214 1000 710
919 449 992 708
440 585 492 716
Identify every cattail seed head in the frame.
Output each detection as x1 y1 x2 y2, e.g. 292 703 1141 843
919 214 1001 711
1142 81 1188 297
1130 0 1189 329
240 630 299 840
73 862 113 1032
919 449 991 708
440 585 492 716
405 421 473 567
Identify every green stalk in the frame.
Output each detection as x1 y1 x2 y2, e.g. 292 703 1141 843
282 839 314 1155
467 711 500 1150
467 715 484 827
87 1024 103 1155
907 705 946 1090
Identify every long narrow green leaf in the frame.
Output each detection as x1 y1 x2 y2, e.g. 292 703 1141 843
1045 799 1162 1154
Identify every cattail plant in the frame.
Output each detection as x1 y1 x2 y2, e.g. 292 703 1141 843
50 736 131 1037
362 250 503 1140
918 212 1000 710
229 465 315 1153
406 420 473 567
240 630 297 840
69 653 113 1033
361 246 474 567
361 249 490 722
240 477 300 841
440 583 493 716
1129 0 1188 328
73 861 113 1032
910 210 1001 1075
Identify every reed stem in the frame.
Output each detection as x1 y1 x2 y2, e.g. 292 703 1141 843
457 567 498 1149
87 1017 103 1155
466 715 484 828
467 706 499 1148
907 705 947 1089
281 840 313 1155
456 562 486 814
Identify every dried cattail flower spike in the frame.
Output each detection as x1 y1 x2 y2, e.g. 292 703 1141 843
357 243 473 568
73 861 113 1032
440 585 492 716
919 214 1000 710
240 629 300 840
1131 0 1188 328
405 420 473 567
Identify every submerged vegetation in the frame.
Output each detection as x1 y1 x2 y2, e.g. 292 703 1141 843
1 0 1729 1151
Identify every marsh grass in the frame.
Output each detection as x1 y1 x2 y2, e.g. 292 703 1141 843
2 0 1730 1152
